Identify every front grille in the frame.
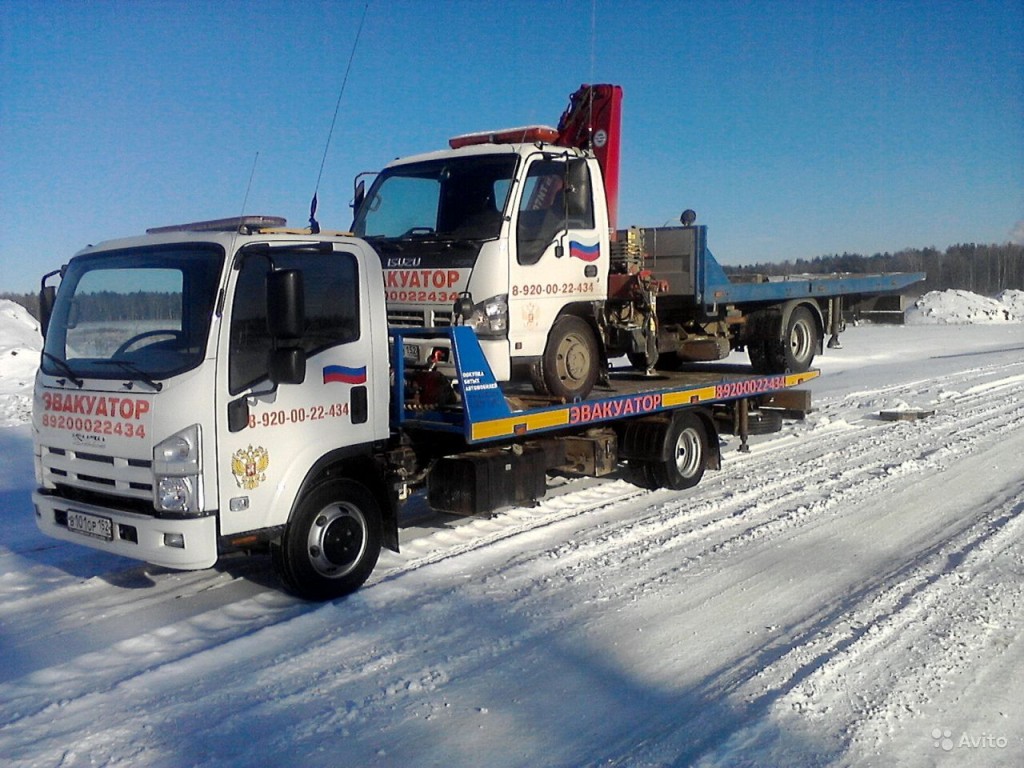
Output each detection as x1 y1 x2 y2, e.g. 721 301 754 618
387 309 454 328
389 309 426 327
40 444 153 501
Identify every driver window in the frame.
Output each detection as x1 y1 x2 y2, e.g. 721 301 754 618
229 250 361 394
516 160 565 265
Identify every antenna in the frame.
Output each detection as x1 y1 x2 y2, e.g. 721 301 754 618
240 150 260 219
309 1 371 233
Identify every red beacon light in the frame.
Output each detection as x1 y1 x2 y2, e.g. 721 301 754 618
448 125 560 149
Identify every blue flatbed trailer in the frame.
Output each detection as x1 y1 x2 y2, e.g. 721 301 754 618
622 223 925 374
390 326 818 517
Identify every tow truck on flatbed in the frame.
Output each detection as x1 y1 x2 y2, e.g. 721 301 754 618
33 219 817 600
355 84 924 401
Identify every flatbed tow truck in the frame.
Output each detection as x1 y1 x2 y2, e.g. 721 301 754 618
33 220 817 600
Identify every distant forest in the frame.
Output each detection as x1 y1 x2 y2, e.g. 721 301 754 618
0 290 180 323
2 242 1021 321
724 242 1023 295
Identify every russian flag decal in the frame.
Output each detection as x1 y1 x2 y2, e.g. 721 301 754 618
569 240 601 262
322 365 367 385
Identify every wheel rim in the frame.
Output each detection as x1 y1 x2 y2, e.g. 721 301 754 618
790 317 813 363
673 427 703 478
306 502 368 579
556 332 591 385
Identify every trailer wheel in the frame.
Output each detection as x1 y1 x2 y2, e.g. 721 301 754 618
650 412 709 491
533 315 599 400
782 306 819 372
758 306 819 373
275 479 382 601
746 341 769 374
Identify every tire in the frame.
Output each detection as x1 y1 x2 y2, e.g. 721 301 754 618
649 412 709 491
628 460 660 490
758 306 819 374
275 478 382 601
533 315 599 400
782 306 819 372
746 340 769 374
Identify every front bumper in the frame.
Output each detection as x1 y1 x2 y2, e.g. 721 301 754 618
33 490 218 570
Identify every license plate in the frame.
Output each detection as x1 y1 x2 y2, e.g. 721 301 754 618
403 343 420 362
67 510 114 541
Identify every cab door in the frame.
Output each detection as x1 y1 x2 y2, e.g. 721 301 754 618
216 244 381 536
507 155 605 360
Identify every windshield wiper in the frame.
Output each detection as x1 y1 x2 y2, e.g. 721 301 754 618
96 360 164 392
41 352 84 388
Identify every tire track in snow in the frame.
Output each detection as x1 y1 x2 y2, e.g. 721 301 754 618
581 362 1024 766
517 363 1024 608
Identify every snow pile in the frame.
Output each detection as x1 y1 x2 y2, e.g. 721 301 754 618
0 300 41 427
996 288 1024 318
906 289 1024 325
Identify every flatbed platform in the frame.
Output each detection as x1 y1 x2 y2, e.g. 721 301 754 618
393 327 819 444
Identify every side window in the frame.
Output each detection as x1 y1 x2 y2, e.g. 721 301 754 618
229 257 272 394
300 252 360 352
229 249 361 394
516 160 565 265
565 158 595 230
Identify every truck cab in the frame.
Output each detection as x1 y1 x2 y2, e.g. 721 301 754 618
33 222 392 588
352 137 611 400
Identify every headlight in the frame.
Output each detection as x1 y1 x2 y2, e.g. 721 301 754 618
154 425 202 514
157 476 194 512
465 294 508 338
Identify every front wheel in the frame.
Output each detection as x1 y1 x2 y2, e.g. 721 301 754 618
275 479 382 601
532 315 599 400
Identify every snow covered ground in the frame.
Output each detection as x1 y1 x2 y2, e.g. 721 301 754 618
0 294 1022 767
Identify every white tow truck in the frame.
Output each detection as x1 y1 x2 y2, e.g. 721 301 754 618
354 84 923 401
33 218 817 600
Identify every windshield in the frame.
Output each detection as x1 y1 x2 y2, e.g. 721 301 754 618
41 245 224 382
353 155 517 240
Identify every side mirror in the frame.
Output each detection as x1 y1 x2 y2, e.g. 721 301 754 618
267 269 304 340
227 397 250 433
269 347 306 386
266 269 306 386
39 285 56 338
353 178 366 215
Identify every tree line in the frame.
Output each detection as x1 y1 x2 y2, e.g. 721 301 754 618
0 291 180 322
724 242 1023 295
3 242 1022 322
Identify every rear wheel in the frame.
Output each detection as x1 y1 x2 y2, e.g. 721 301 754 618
747 340 769 373
532 315 599 400
782 306 819 372
753 306 820 373
275 479 382 601
650 412 709 490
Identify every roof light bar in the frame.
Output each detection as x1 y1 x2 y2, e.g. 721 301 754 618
449 125 560 149
146 216 287 235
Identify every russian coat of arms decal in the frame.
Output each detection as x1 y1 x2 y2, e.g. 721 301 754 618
231 445 270 490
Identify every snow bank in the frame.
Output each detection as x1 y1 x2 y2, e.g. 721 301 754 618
0 300 41 427
906 289 1024 325
996 288 1024 318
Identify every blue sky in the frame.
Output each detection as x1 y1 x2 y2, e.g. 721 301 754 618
2 0 1021 293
